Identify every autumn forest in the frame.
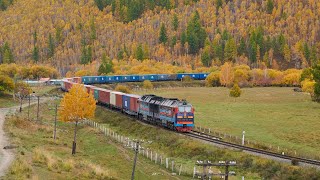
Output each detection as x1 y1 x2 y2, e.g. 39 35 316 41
0 0 319 76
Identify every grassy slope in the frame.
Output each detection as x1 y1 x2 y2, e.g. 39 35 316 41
92 106 320 179
0 93 18 108
133 87 320 159
4 100 178 179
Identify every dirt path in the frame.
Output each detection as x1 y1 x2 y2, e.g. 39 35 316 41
0 99 48 177
0 107 16 177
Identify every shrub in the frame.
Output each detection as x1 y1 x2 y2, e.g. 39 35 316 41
182 75 193 82
143 80 153 89
9 157 32 178
205 71 220 87
115 85 131 93
301 79 315 94
230 83 241 98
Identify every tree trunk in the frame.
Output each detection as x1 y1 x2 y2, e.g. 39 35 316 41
72 120 78 155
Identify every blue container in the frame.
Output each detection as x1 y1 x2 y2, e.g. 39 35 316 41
158 74 169 81
121 75 131 82
198 73 209 80
122 95 131 110
177 73 200 80
148 74 158 81
114 76 122 82
105 76 114 83
138 75 147 81
130 75 140 82
99 76 107 84
82 76 89 84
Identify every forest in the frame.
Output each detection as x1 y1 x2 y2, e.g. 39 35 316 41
0 0 319 76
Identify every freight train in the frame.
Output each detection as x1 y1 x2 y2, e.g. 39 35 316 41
70 73 209 84
60 76 196 132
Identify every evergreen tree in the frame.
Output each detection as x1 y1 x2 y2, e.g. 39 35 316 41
238 37 246 56
90 18 97 40
181 31 186 46
172 14 179 31
32 31 39 63
48 33 55 58
267 0 274 14
2 42 14 63
312 64 320 102
159 23 168 44
32 46 39 63
136 44 144 61
98 53 113 75
216 0 223 10
303 43 310 63
94 0 105 11
186 11 207 54
201 48 211 67
170 36 177 48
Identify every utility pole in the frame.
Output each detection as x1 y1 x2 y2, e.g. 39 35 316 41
28 94 31 120
53 104 57 140
37 96 40 121
131 141 140 180
195 160 237 180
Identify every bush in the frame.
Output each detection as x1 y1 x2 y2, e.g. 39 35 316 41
301 79 315 94
182 75 193 82
205 71 220 87
143 80 153 89
115 85 131 93
230 83 241 98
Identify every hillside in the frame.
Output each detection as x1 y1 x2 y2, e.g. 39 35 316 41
0 0 319 75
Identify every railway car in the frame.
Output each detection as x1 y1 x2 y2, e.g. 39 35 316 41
98 88 111 105
177 73 200 80
72 77 82 84
84 85 95 94
157 74 177 81
138 95 194 132
122 94 141 115
110 91 124 109
198 73 209 80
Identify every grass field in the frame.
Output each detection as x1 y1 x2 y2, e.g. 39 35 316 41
4 101 179 179
133 87 320 159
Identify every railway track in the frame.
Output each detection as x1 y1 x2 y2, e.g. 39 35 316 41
185 131 320 167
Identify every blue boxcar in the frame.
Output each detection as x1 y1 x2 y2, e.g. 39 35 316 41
99 76 107 83
130 75 140 82
105 76 115 83
139 74 158 81
82 76 89 84
157 74 169 81
121 75 131 82
198 73 209 80
177 73 200 80
114 76 122 83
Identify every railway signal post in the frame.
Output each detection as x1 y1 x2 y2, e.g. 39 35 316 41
195 160 237 180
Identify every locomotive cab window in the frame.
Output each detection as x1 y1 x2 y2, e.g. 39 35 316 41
179 106 192 112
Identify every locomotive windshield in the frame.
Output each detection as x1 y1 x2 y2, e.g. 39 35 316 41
178 106 192 112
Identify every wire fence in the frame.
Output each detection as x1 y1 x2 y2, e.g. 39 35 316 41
83 119 199 177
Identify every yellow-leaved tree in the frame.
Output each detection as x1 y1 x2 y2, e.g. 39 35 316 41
59 84 96 155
